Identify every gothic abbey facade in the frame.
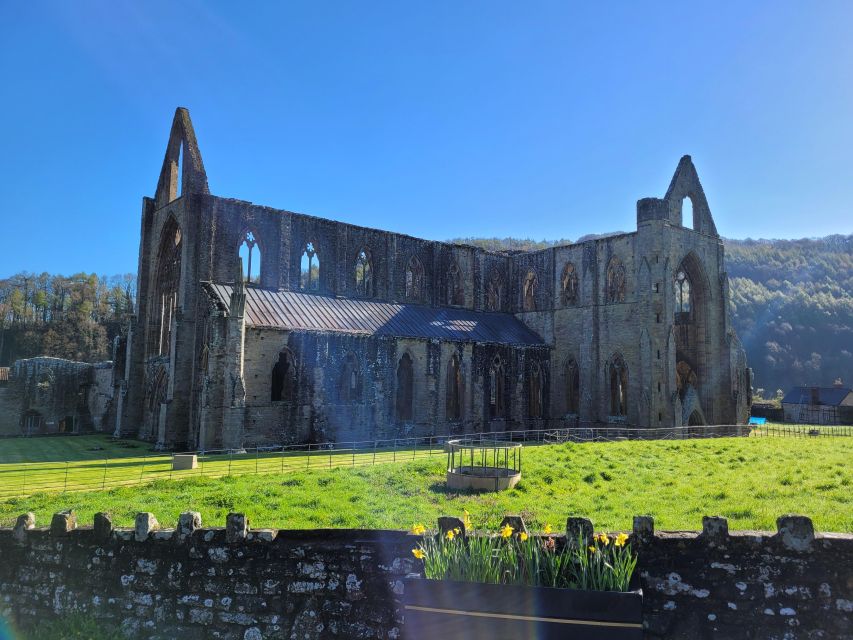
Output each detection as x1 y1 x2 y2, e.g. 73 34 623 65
115 108 751 450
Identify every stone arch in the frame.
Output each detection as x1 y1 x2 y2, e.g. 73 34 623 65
564 358 580 415
608 354 628 418
445 353 463 421
339 352 361 403
300 241 320 291
22 409 45 436
560 262 579 305
486 271 504 311
405 255 424 302
354 247 374 297
528 360 544 419
149 216 182 357
271 348 298 402
488 354 506 419
606 257 626 303
522 269 537 311
238 228 262 284
396 352 414 422
446 261 464 306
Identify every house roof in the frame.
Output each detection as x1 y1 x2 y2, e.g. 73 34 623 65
781 386 853 406
206 284 547 346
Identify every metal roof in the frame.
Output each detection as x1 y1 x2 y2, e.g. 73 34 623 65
781 386 853 406
207 284 546 346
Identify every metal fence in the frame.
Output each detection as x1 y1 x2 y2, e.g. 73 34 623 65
0 423 848 499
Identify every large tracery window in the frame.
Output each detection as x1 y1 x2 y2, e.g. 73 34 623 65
446 354 463 421
271 349 297 402
447 262 464 306
405 255 424 301
355 248 373 297
300 242 320 291
561 262 579 305
339 353 361 403
396 353 414 422
528 361 543 419
674 269 691 323
565 359 579 415
609 355 628 418
150 219 182 357
488 355 506 419
606 257 626 303
486 275 503 311
239 230 261 284
522 270 537 311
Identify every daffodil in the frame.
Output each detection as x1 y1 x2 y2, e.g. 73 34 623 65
410 524 426 535
543 523 553 535
588 545 597 554
445 529 455 540
500 524 514 539
597 533 610 546
519 532 529 542
453 527 461 535
463 510 473 531
614 532 629 547
412 548 425 559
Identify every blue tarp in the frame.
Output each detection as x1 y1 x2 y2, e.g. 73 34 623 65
748 417 767 425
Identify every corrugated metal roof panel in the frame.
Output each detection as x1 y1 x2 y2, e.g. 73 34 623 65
207 284 546 346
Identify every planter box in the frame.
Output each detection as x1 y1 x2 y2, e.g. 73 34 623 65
403 577 642 640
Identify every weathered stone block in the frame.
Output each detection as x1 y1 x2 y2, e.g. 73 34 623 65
226 513 249 543
499 515 527 536
135 512 160 542
177 511 202 541
13 513 35 544
776 515 814 551
51 510 76 536
632 515 654 543
701 515 729 542
565 517 593 547
94 512 113 543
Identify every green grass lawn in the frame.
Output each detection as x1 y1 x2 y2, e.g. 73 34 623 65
1 435 850 533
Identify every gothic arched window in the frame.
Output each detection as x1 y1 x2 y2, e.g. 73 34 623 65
405 255 424 301
565 359 579 415
396 353 414 422
609 355 628 417
300 242 320 291
528 361 543 419
561 262 578 305
271 349 297 402
150 218 182 356
239 230 261 284
339 353 361 403
355 248 373 297
486 274 503 311
446 354 463 421
522 270 537 311
447 261 464 306
606 257 626 303
488 355 506 419
674 269 691 323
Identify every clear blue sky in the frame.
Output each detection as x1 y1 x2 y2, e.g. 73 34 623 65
1 1 851 276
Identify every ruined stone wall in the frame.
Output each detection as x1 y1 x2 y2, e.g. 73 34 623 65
0 357 114 437
0 512 848 640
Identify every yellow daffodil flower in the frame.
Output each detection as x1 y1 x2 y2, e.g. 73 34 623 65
519 532 529 542
463 510 473 530
588 546 597 553
543 524 553 535
453 527 461 535
410 524 426 535
412 548 425 559
445 529 455 540
615 532 629 547
597 533 610 546
500 524 514 538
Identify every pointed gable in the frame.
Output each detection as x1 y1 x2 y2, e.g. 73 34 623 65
664 155 718 237
154 107 210 208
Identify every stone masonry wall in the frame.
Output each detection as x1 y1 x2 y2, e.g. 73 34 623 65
0 512 850 639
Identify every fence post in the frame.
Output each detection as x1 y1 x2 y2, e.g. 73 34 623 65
102 458 108 490
373 441 376 465
281 444 285 473
139 454 147 485
255 448 259 475
393 439 397 462
64 461 69 492
22 462 28 497
228 449 233 476
307 443 311 469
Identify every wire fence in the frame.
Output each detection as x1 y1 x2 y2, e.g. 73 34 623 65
0 423 849 499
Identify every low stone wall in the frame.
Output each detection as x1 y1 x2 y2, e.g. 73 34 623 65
0 512 850 639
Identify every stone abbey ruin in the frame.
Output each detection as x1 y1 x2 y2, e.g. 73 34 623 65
1 108 751 447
